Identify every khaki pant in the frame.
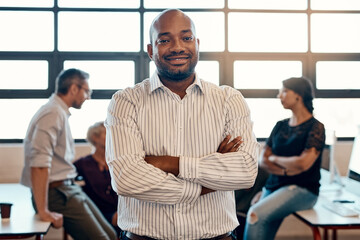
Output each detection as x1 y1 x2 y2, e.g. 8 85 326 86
33 184 117 240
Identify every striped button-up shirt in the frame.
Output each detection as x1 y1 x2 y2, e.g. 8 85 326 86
105 73 259 240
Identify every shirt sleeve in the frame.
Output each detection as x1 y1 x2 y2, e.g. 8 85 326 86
29 112 62 168
178 91 260 191
305 121 326 151
105 92 201 205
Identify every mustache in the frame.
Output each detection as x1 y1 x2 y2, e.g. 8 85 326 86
164 53 191 58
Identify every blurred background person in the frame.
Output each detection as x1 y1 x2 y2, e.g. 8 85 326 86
243 77 326 240
74 121 121 236
21 69 117 240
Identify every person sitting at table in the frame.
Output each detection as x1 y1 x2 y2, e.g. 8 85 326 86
73 121 121 236
243 77 326 240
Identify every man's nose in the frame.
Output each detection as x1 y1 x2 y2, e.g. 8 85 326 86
169 38 185 53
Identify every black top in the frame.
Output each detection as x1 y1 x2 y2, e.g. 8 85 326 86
265 117 325 195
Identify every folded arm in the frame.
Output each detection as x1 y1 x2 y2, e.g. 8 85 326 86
106 95 201 205
144 135 243 195
263 147 320 176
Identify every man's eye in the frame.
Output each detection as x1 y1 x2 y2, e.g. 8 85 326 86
184 36 194 41
157 39 169 44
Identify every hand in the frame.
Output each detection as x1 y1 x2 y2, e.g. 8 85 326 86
200 186 216 195
217 135 243 153
250 191 263 206
38 209 63 229
111 212 118 227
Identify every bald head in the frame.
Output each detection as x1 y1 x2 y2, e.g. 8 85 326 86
149 9 196 45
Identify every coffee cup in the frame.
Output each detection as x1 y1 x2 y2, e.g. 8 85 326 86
0 202 13 220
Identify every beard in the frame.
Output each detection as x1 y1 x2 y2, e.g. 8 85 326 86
72 100 84 109
155 54 198 82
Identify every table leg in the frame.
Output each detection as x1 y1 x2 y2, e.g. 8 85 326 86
35 234 44 240
323 228 328 240
310 226 322 240
332 229 337 240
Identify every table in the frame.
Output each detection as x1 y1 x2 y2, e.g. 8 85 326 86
0 184 51 239
294 173 360 240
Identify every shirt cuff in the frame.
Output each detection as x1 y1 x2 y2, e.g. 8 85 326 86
178 180 201 204
179 155 199 181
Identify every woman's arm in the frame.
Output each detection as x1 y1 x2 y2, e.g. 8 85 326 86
267 147 320 176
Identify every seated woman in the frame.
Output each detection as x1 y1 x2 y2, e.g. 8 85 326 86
243 77 326 240
74 121 121 235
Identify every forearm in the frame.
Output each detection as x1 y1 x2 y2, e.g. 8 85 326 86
31 167 50 215
179 150 258 191
145 155 215 195
108 156 201 204
144 155 179 176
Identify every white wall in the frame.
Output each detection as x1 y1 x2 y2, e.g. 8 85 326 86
0 142 92 183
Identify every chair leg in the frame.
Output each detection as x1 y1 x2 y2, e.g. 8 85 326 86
63 228 69 240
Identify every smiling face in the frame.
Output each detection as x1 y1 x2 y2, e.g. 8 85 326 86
147 10 199 82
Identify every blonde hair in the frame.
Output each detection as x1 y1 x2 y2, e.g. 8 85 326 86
86 121 105 146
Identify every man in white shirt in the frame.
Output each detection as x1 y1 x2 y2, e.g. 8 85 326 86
21 68 117 240
106 9 259 240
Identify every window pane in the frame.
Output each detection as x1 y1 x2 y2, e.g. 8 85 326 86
311 14 360 53
0 99 111 140
234 61 302 89
149 61 220 85
317 61 360 89
69 99 111 139
186 12 225 52
246 98 291 138
228 0 307 10
228 13 307 52
311 0 360 10
58 0 139 8
314 99 360 137
0 0 53 7
0 11 54 51
0 61 48 89
64 61 135 90
58 12 140 52
0 99 47 139
247 98 360 139
144 12 224 52
144 0 224 9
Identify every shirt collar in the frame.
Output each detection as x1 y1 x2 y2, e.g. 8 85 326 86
51 93 71 116
149 71 204 94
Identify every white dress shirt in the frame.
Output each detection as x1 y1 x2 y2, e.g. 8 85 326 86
21 94 77 188
105 73 260 240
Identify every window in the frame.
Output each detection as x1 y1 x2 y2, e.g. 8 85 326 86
233 61 302 89
0 11 54 51
0 61 48 89
1 0 360 141
64 61 135 90
228 13 308 52
58 12 140 52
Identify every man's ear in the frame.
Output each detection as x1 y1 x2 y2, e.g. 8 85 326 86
147 44 153 60
69 84 79 96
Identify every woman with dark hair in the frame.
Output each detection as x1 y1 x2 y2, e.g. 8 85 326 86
243 77 326 240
